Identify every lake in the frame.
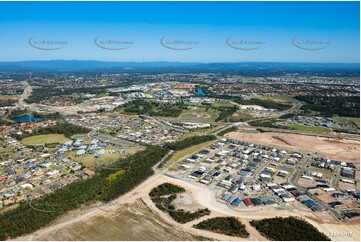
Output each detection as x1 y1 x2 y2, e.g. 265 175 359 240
11 114 39 123
196 89 205 95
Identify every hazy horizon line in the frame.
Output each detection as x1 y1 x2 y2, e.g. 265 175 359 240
0 59 360 65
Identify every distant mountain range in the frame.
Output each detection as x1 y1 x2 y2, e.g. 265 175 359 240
0 60 359 76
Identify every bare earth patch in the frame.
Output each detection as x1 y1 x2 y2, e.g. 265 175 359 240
15 199 205 241
226 131 360 162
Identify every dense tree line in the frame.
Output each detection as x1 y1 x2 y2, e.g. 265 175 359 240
279 113 297 119
0 146 169 240
7 109 29 119
0 99 16 107
15 123 91 140
121 99 184 117
193 217 249 238
98 146 170 201
149 183 210 224
214 106 238 122
218 126 238 136
8 110 61 120
248 119 279 128
32 111 62 120
250 216 330 241
164 135 216 151
295 96 359 117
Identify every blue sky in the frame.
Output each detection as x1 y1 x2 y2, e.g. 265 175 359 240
0 1 359 63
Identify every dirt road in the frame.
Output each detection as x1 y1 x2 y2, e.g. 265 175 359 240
17 81 32 109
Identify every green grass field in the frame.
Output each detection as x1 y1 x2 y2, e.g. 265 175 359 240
178 107 220 122
165 140 216 168
253 95 293 104
21 134 70 145
211 102 234 108
287 124 331 134
230 110 253 121
70 151 122 167
335 117 360 127
69 146 144 167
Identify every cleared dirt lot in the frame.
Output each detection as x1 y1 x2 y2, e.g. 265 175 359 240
17 199 207 241
226 131 360 163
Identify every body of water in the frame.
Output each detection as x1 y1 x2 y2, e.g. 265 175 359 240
73 135 85 139
196 89 205 95
11 114 39 123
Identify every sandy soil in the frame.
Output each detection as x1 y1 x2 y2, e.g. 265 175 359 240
15 199 208 241
226 131 360 163
16 171 360 241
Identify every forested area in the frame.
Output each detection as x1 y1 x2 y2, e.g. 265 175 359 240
25 86 110 103
214 106 238 121
15 123 91 140
98 146 170 201
164 135 216 151
149 183 210 224
295 96 360 117
0 146 169 240
0 99 16 107
8 109 62 120
250 216 330 241
121 99 184 117
193 217 249 238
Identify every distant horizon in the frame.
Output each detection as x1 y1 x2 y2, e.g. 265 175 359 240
0 60 360 64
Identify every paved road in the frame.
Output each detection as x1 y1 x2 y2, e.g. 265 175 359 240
288 154 344 220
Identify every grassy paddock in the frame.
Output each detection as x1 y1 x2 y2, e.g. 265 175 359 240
335 117 360 127
165 140 215 168
253 95 293 104
287 124 331 134
21 134 70 145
